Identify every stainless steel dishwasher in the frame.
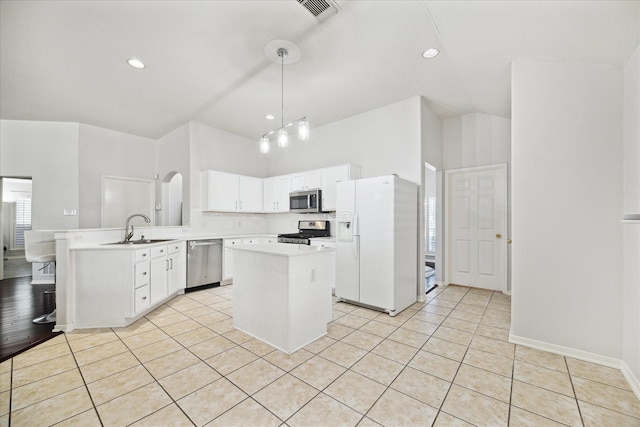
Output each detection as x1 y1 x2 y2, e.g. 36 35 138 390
186 239 223 289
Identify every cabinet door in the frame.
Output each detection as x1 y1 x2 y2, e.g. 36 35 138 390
291 173 305 191
321 165 350 212
276 175 292 212
263 177 278 213
150 254 168 305
134 285 151 313
306 170 321 189
203 171 239 211
223 239 241 280
239 175 263 212
168 252 181 294
291 170 320 191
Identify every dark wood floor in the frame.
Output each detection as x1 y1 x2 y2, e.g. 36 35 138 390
0 276 60 362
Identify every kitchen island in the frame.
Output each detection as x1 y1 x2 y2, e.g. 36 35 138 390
232 243 332 353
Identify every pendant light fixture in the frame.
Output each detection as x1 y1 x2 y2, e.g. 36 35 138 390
260 40 309 154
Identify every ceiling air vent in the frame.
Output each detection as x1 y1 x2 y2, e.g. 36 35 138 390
297 0 340 23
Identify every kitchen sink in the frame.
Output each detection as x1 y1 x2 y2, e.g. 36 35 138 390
104 239 175 245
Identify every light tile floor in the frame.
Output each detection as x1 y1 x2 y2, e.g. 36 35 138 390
1 285 639 426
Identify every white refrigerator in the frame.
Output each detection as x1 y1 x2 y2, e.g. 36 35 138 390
335 175 418 316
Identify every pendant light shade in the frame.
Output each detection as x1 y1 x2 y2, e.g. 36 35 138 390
260 136 270 154
298 118 309 140
259 41 310 152
277 128 289 148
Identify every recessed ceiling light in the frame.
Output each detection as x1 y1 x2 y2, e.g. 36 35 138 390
422 48 440 59
127 58 145 69
265 114 275 120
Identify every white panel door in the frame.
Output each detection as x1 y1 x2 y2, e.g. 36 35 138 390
446 164 507 292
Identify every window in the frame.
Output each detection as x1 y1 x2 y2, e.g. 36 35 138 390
427 196 436 254
14 196 32 249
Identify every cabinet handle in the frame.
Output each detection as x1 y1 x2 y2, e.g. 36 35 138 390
239 201 243 210
142 296 147 300
170 259 173 269
143 272 147 276
166 259 169 271
142 253 147 257
235 201 238 209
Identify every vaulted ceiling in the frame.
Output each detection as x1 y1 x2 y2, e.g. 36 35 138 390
1 1 638 140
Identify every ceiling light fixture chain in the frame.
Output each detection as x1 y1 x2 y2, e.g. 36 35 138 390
260 41 310 154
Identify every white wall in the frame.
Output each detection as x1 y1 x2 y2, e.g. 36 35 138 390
622 44 640 385
157 123 191 225
511 59 624 359
0 120 80 230
443 113 511 171
266 97 423 185
78 124 157 228
189 121 268 234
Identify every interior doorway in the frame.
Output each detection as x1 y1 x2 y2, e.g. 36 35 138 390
445 164 507 292
2 177 33 280
425 163 437 293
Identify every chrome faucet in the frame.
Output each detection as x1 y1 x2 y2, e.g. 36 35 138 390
124 213 151 242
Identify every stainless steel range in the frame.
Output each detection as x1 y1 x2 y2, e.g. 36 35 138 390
278 220 330 244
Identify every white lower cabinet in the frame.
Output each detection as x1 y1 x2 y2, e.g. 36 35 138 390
150 246 169 306
73 242 184 328
167 242 184 294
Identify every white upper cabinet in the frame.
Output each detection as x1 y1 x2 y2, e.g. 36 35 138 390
239 175 263 212
264 175 292 213
291 169 321 191
202 170 263 212
202 164 358 213
320 164 361 211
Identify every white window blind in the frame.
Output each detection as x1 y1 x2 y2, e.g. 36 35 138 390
427 196 436 254
14 196 32 248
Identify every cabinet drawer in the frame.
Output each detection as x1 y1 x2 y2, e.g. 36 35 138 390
134 285 150 313
135 262 150 288
151 245 167 258
135 249 150 263
168 242 182 254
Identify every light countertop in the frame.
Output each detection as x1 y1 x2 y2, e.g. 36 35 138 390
231 243 332 257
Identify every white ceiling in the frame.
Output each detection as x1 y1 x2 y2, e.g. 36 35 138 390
1 1 638 140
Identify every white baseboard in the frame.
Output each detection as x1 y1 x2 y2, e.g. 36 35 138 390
621 361 640 400
509 332 640 400
30 279 55 285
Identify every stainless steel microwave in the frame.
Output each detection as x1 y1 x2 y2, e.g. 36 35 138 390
289 189 322 213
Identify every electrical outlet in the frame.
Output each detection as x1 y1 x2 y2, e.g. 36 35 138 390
63 208 77 216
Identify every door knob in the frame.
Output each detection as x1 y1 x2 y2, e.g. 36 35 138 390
507 239 512 244
496 234 502 239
